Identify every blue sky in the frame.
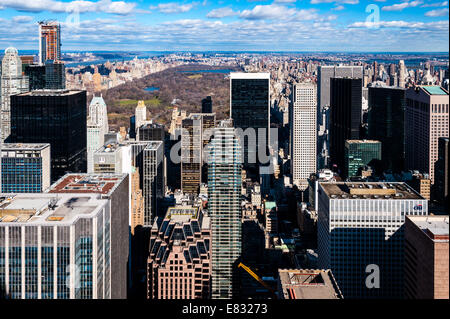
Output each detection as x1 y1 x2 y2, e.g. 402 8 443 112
0 0 448 51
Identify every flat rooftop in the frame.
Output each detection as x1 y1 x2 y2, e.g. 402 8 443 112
96 142 123 153
1 143 50 151
17 90 84 96
166 206 199 222
278 269 343 299
230 72 270 80
0 193 107 225
346 139 380 144
407 215 449 242
319 182 423 200
421 86 448 96
144 141 163 150
47 173 126 195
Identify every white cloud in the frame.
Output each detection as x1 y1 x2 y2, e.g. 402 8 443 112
274 0 297 3
348 19 448 30
425 8 449 16
382 1 423 11
150 2 197 14
310 0 359 4
240 4 318 20
332 5 345 10
0 0 137 15
12 15 33 23
421 1 448 7
206 7 237 18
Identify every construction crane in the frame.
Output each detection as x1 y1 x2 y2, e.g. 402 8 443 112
237 262 277 298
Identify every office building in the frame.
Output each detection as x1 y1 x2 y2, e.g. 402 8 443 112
44 60 65 90
0 173 128 299
290 83 317 190
202 96 213 113
181 113 215 194
9 90 87 181
135 100 147 131
143 141 164 226
24 64 45 90
405 86 449 183
138 122 165 143
87 95 109 173
317 66 363 168
434 137 449 208
46 173 129 299
147 206 211 299
404 215 449 299
130 167 144 235
317 182 428 298
230 73 270 168
1 143 51 193
368 86 406 172
344 140 381 178
329 78 362 173
277 269 343 299
208 119 242 298
38 21 61 64
93 143 131 175
1 47 29 142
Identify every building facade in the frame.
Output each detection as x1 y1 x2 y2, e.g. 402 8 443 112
405 86 449 184
207 120 242 298
1 47 29 142
9 90 87 182
230 73 270 169
147 206 211 299
143 141 164 226
290 83 317 190
368 86 406 172
87 95 109 173
317 182 428 298
38 21 61 65
404 215 449 299
1 143 51 193
344 140 381 178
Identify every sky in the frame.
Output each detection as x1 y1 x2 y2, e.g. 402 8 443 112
0 0 448 52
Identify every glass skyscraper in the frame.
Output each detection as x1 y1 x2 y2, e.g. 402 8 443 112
207 119 242 299
344 140 381 178
1 143 51 193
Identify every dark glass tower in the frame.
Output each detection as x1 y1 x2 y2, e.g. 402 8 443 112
230 73 270 171
201 96 213 113
9 90 87 181
368 86 406 172
329 77 362 173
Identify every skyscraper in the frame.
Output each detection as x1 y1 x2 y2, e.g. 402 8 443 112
93 143 131 175
398 60 407 88
87 95 109 173
317 66 363 168
230 73 270 170
202 96 213 113
329 77 362 173
181 113 215 195
433 137 449 209
405 86 449 183
1 173 128 299
9 90 87 181
1 143 51 193
44 60 66 89
1 47 29 142
143 141 164 226
317 182 428 298
147 206 211 299
290 83 317 190
208 119 242 299
368 86 406 172
47 173 129 299
38 21 61 65
404 215 449 299
344 140 381 178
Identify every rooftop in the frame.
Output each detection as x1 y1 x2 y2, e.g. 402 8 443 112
319 182 423 200
421 85 449 96
47 173 127 195
17 90 83 96
346 139 381 144
278 269 343 299
230 72 270 80
0 193 107 225
1 143 50 151
407 215 449 242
